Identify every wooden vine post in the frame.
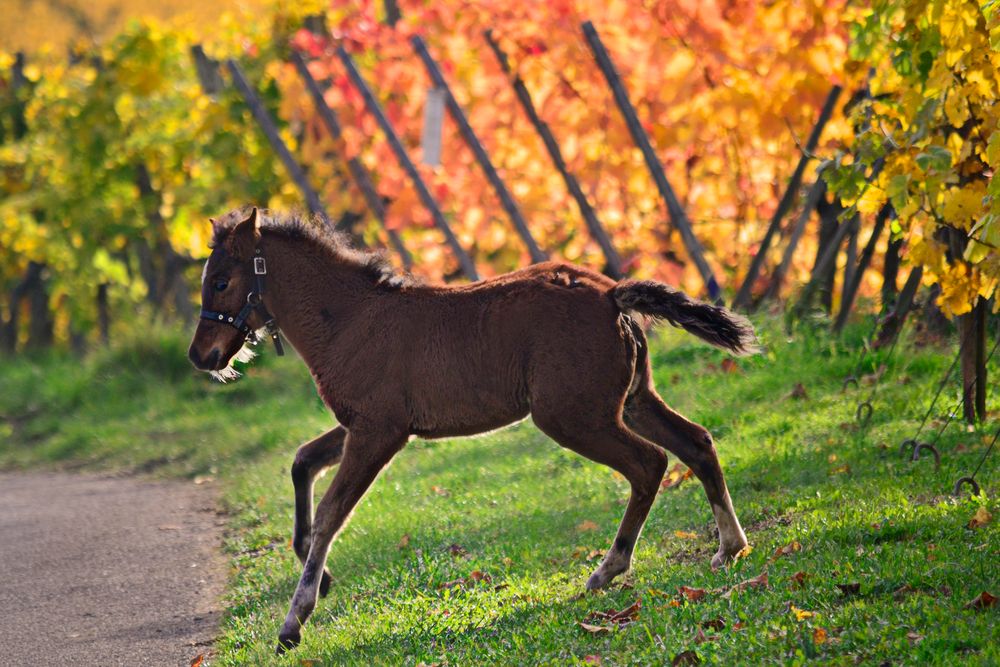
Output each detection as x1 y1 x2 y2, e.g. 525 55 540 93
732 85 842 310
581 20 721 302
225 59 332 226
959 299 988 423
290 52 413 269
483 29 623 278
336 46 480 281
411 35 548 264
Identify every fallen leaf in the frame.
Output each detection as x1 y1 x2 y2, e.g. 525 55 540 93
586 599 641 625
691 627 716 644
431 485 450 496
158 524 182 531
906 631 923 644
678 585 707 602
190 655 204 667
836 582 861 596
700 617 725 631
468 570 492 584
769 541 801 562
583 656 603 665
732 621 746 630
733 544 753 561
447 543 468 557
813 627 827 645
397 534 410 549
790 571 809 588
672 650 700 665
722 571 769 598
192 475 214 485
829 464 851 475
577 520 599 532
790 383 809 399
790 605 815 621
827 454 837 463
674 530 699 540
579 622 612 634
668 599 682 607
968 507 991 529
438 578 464 590
661 463 694 490
965 591 997 610
720 358 740 374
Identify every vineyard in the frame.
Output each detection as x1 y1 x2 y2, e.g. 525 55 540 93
2 1 999 664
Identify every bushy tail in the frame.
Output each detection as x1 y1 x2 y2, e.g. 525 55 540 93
611 280 760 356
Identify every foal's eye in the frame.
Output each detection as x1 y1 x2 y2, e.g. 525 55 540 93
213 279 229 292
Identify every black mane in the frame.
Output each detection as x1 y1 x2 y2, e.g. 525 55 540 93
211 207 414 289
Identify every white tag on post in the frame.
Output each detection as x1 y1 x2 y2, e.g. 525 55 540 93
421 87 445 167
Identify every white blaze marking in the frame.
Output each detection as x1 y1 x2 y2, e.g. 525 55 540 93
201 259 209 286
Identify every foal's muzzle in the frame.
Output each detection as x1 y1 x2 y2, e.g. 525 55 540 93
188 345 221 371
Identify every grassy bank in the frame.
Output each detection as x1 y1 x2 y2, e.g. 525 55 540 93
1 321 997 665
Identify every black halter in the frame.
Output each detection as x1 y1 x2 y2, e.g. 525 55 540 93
200 247 285 356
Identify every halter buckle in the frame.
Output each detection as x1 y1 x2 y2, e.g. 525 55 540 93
254 257 267 275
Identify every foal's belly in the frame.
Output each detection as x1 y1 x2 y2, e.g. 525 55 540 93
409 406 531 440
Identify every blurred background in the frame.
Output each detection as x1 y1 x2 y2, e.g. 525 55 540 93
0 0 996 391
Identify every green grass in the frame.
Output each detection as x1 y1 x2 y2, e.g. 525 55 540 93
2 320 998 665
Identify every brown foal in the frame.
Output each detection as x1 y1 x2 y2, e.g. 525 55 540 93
188 208 758 652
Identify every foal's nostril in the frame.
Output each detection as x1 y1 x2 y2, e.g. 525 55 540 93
205 349 220 369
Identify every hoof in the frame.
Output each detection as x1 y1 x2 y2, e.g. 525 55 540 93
275 631 300 655
711 542 748 570
586 562 629 590
319 569 332 598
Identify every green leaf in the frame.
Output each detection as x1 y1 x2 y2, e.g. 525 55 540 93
915 146 952 172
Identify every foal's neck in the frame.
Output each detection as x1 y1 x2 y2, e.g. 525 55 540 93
262 233 381 362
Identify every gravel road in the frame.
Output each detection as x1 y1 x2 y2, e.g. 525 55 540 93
0 472 226 666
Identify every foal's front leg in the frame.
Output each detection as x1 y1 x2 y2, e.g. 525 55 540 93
278 424 407 653
291 427 346 597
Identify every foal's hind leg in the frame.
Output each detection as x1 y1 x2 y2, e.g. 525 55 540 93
624 387 748 568
291 427 346 596
533 411 667 590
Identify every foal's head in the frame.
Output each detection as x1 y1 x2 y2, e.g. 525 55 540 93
187 207 265 379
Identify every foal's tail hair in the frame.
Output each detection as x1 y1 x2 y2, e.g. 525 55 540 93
611 280 760 356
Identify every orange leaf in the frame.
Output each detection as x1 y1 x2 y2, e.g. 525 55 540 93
965 591 997 610
770 540 802 562
674 530 699 540
968 506 991 529
577 520 599 532
678 585 707 602
190 656 204 667
397 533 410 549
813 627 828 644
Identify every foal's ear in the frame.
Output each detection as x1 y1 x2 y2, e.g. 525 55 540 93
225 207 261 259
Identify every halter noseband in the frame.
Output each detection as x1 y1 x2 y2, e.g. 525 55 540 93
200 247 285 356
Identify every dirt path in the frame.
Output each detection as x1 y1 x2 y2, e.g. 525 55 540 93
0 472 226 666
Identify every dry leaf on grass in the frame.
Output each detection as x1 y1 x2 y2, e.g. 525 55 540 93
789 382 809 400
447 543 468 557
965 591 997 610
397 533 410 549
674 530 699 540
813 627 827 644
968 506 991 529
585 599 641 626
672 650 700 665
700 617 725 631
577 520 599 532
722 571 769 598
189 655 204 667
836 582 861 596
583 656 603 665
790 605 815 621
769 541 801 562
579 622 612 635
661 463 694 490
790 571 809 588
431 485 450 497
690 627 716 644
677 586 707 602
